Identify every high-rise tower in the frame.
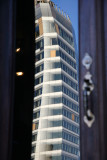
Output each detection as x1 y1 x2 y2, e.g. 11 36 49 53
31 1 79 160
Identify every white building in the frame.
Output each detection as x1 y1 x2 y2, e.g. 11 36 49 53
31 1 80 160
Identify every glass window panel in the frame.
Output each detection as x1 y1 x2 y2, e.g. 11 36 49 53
52 38 58 45
35 25 39 38
32 134 37 141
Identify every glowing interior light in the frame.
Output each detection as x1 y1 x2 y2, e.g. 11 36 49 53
16 48 21 52
16 72 24 76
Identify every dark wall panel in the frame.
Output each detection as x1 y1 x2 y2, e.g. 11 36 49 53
0 0 35 160
12 0 35 160
0 0 16 160
79 0 107 160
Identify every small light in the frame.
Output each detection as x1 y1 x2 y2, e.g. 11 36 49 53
16 48 21 52
16 72 24 76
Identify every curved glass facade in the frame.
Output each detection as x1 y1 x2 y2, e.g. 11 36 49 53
32 2 79 160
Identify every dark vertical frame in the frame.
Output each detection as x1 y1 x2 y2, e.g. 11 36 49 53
12 0 35 160
0 0 16 160
0 0 35 160
103 0 107 157
79 0 107 160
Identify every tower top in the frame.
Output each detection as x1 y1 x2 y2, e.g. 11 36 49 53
35 0 54 6
36 0 50 4
35 0 71 22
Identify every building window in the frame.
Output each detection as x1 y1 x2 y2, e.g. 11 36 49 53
50 50 56 57
62 97 79 112
35 75 43 85
62 108 79 123
35 52 44 62
62 131 79 145
52 144 62 150
32 122 39 131
62 74 78 91
34 99 41 109
51 156 62 160
33 111 40 119
51 62 77 80
35 63 44 74
62 120 79 134
58 50 76 69
52 38 58 45
35 25 39 38
53 109 62 115
62 86 78 102
53 62 61 68
36 39 44 50
62 143 79 155
62 155 76 160
49 120 62 128
31 146 36 154
53 85 62 92
34 88 42 97
61 63 77 80
58 38 75 59
53 74 61 80
58 26 74 46
32 134 37 142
